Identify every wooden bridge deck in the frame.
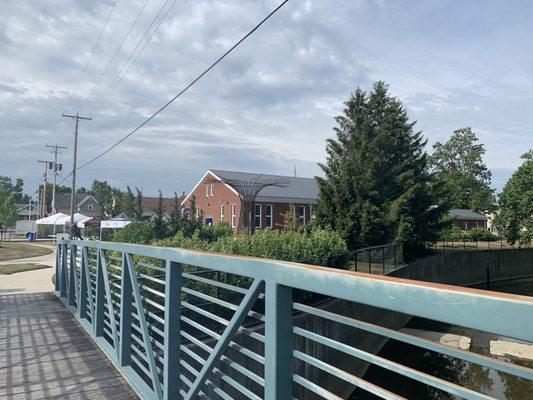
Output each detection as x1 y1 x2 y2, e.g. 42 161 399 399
0 292 138 400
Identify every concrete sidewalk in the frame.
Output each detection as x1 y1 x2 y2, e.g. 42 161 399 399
0 245 56 295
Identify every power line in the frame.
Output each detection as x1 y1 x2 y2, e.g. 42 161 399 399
88 0 176 115
78 0 289 171
63 0 119 114
79 0 151 112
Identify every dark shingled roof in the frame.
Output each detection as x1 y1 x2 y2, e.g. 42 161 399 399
210 169 319 204
448 209 488 221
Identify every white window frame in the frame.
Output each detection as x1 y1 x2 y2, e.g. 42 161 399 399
298 205 306 224
205 185 209 197
265 204 273 228
220 205 225 221
231 204 237 228
254 204 262 228
87 204 94 211
210 184 214 197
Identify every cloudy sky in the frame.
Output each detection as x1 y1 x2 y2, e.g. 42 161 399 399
1 0 532 198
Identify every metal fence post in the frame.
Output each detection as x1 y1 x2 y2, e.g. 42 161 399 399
164 260 181 400
393 245 397 269
68 244 77 307
265 280 293 400
119 252 132 367
368 249 372 274
60 242 68 298
382 247 385 274
354 252 358 272
55 242 61 291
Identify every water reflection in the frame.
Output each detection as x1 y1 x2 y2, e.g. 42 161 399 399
350 278 532 399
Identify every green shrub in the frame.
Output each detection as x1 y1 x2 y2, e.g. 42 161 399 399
157 227 348 269
466 227 497 242
114 221 156 244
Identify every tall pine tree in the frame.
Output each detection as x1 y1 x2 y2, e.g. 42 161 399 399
316 82 445 258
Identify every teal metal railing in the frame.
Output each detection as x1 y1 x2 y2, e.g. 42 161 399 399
54 238 533 400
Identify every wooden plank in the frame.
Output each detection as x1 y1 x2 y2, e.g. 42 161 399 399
0 293 137 400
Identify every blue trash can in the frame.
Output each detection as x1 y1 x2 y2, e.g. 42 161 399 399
27 232 35 243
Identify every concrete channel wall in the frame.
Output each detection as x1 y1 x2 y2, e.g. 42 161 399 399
205 249 533 399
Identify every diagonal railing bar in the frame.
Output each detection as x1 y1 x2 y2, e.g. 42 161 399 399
68 244 78 307
78 246 90 320
185 279 265 399
99 249 120 355
125 253 163 400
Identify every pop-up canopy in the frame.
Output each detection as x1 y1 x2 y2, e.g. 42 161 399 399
99 213 132 239
35 213 69 225
56 212 90 226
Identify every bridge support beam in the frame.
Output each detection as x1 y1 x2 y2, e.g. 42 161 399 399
265 280 293 400
163 260 181 400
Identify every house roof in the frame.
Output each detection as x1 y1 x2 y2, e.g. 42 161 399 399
448 209 488 221
54 193 96 208
184 169 319 204
141 197 177 213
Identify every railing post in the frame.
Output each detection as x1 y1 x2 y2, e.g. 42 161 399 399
60 242 68 298
265 280 293 400
95 249 105 336
382 247 385 274
79 246 88 319
119 252 132 367
55 242 61 292
68 244 77 307
164 260 181 400
368 249 372 274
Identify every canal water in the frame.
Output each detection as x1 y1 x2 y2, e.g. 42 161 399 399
350 278 533 399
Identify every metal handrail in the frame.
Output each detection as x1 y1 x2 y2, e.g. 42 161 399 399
54 238 533 400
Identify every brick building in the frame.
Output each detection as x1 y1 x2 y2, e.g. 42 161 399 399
448 209 489 230
181 170 319 232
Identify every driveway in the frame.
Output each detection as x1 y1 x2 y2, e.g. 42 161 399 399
0 244 56 296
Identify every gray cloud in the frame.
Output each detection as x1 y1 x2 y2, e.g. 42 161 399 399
0 0 532 197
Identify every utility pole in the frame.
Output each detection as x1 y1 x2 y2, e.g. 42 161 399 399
37 160 52 218
62 113 91 236
46 144 67 215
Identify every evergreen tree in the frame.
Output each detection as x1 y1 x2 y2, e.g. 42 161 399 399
121 186 136 218
153 190 167 239
316 81 445 258
169 192 184 235
430 127 496 212
495 151 532 245
134 187 144 220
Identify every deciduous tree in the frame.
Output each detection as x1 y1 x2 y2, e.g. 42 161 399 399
495 151 532 245
430 127 496 212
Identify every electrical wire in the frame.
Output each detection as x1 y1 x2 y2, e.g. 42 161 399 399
79 0 151 112
77 0 289 171
87 0 175 115
63 0 119 114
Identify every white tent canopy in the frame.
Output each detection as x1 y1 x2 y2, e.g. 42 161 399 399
55 213 90 226
35 213 69 225
99 213 132 239
77 215 94 228
101 220 131 229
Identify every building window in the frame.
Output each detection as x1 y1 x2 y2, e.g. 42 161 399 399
231 204 237 228
205 185 209 197
265 205 273 228
87 204 94 211
298 205 305 224
205 217 213 227
254 204 262 228
220 205 225 221
210 184 214 197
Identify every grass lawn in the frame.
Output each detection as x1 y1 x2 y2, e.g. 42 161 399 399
0 242 53 261
0 263 51 275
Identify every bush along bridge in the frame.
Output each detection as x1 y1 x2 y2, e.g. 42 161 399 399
50 238 532 400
